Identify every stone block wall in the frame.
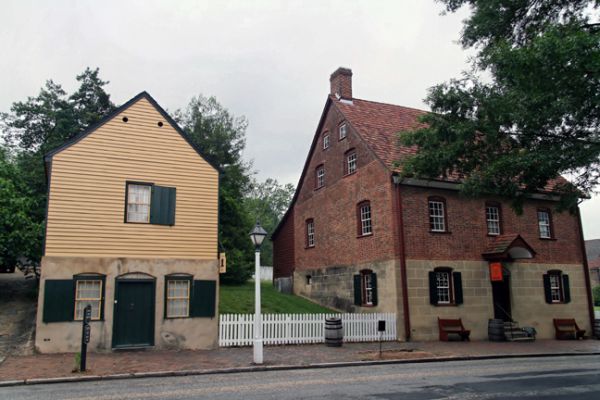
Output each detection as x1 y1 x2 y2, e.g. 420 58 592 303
407 259 591 340
293 259 398 314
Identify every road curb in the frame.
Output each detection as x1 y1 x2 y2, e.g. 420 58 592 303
1 351 600 388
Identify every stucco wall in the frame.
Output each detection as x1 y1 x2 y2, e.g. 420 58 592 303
36 256 219 353
293 260 398 314
407 259 591 341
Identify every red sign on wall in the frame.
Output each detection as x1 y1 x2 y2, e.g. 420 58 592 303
489 262 504 282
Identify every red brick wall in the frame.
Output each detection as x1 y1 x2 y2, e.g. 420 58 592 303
272 209 295 278
293 103 396 271
400 185 584 264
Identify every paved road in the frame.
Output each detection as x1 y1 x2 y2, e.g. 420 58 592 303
2 355 600 399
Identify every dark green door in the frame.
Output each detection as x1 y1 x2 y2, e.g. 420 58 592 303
113 280 155 348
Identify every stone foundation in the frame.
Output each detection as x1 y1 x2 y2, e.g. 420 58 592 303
293 260 398 314
407 259 591 340
35 256 219 353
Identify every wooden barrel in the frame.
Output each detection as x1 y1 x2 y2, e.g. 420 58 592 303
325 317 343 347
488 319 505 342
594 319 600 339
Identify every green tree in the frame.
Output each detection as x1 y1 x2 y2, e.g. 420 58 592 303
0 68 114 268
177 95 255 284
245 178 295 266
399 0 600 211
0 145 43 271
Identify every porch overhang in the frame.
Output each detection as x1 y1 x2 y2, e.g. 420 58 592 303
482 234 536 261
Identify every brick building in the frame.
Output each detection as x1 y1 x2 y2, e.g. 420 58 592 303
272 68 595 341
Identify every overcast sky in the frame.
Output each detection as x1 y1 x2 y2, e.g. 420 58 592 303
2 0 599 240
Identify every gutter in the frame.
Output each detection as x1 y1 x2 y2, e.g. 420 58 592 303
392 176 411 341
576 206 596 330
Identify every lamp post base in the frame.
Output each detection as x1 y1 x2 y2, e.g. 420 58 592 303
253 338 264 364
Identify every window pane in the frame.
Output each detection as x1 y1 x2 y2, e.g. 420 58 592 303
75 280 102 320
429 201 446 232
166 280 190 317
360 204 372 235
127 184 151 223
436 272 450 303
538 211 551 238
486 206 500 235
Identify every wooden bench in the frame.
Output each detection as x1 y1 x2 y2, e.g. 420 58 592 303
553 318 585 340
438 318 471 341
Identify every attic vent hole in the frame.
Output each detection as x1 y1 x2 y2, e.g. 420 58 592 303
122 117 129 123
158 121 164 127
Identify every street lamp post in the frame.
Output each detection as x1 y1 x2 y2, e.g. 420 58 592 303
249 222 267 364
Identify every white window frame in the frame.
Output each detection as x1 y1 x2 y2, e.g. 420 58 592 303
486 205 501 235
549 273 563 303
435 271 451 304
339 123 347 140
126 183 152 223
538 210 552 239
323 134 330 149
360 203 372 236
347 151 357 174
429 200 446 232
166 279 191 318
74 279 102 321
363 273 374 306
316 166 325 188
307 220 315 247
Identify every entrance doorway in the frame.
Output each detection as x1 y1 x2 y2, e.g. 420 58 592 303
492 274 511 321
112 279 155 348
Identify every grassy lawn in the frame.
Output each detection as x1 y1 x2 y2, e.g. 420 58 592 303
595 306 600 311
219 282 335 314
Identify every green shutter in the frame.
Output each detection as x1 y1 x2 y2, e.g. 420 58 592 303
371 273 378 306
428 271 438 305
543 274 552 303
453 272 463 305
191 280 216 318
562 274 571 303
353 275 362 306
150 186 176 226
43 280 74 323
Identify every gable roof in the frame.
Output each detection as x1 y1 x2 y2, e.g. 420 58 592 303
272 94 569 239
482 234 536 260
44 91 220 173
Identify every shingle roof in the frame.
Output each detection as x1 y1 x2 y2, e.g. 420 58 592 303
481 234 536 260
589 257 600 269
334 97 427 170
333 96 567 193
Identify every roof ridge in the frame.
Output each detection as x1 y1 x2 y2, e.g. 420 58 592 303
350 97 429 114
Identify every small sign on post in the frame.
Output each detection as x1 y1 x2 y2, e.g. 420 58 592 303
489 262 504 282
80 304 92 372
378 320 386 358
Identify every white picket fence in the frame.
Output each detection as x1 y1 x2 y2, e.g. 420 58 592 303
219 313 397 347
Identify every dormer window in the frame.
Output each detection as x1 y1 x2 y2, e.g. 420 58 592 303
339 123 347 140
323 134 330 150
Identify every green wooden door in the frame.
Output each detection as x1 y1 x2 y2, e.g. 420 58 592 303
113 280 155 348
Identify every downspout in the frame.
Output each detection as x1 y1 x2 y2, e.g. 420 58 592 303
393 175 411 341
576 205 595 330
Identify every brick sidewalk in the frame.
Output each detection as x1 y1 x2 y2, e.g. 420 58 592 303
1 339 599 382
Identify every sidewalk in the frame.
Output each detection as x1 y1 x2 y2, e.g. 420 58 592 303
1 339 599 384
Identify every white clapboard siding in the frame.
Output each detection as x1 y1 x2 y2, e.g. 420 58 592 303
219 313 397 347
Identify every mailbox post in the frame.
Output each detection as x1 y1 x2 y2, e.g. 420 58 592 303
80 304 92 372
378 320 386 358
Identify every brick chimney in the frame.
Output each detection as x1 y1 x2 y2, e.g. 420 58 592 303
329 67 353 100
